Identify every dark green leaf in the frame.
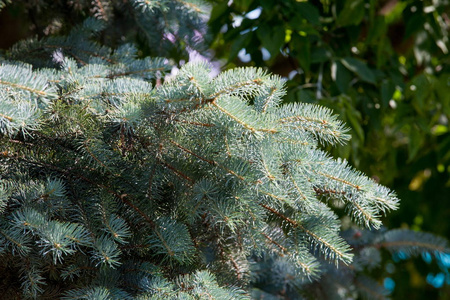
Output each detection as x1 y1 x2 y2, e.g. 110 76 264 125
209 1 229 23
407 74 431 112
381 80 395 107
337 0 365 27
296 2 320 26
332 60 352 93
291 34 311 73
256 24 285 56
229 32 252 61
233 0 254 11
366 16 387 45
341 57 376 84
405 13 425 39
345 102 365 143
311 48 331 63
260 0 275 11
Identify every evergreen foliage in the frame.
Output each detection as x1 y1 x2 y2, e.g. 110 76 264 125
0 1 448 299
0 0 210 62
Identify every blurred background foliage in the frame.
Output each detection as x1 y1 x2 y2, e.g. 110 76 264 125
0 0 209 63
207 0 449 298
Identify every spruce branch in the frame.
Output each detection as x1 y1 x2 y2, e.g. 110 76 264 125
260 204 353 265
276 103 350 145
1 13 446 297
147 217 196 265
354 275 389 300
375 229 449 255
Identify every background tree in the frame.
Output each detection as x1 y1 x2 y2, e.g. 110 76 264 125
208 0 450 298
0 0 449 299
0 0 209 63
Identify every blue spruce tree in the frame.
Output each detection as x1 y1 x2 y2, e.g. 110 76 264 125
0 1 448 299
